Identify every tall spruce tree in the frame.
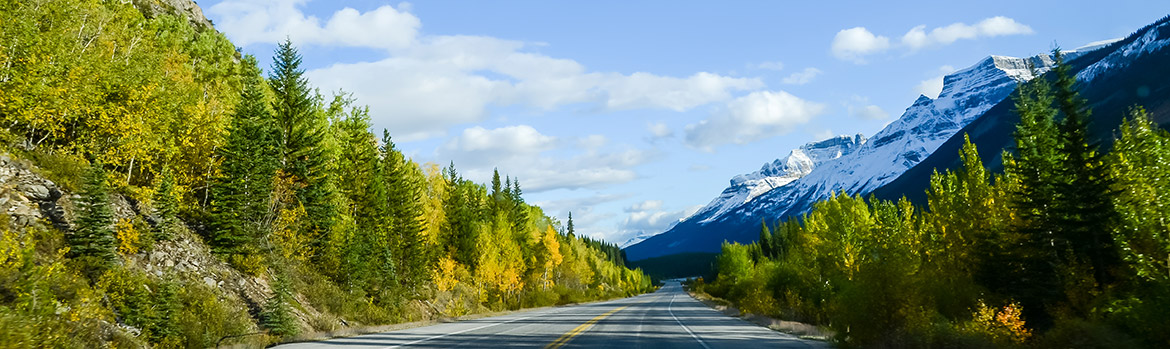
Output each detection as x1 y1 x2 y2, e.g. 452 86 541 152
209 55 281 255
759 220 774 259
152 165 179 241
567 211 575 237
1002 65 1063 325
1050 49 1121 287
269 38 336 256
382 130 429 289
68 162 117 265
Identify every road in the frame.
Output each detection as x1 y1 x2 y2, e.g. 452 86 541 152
275 281 826 348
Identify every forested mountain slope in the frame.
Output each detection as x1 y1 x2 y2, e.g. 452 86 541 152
0 1 651 347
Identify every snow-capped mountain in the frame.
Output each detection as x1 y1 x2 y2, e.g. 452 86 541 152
625 54 1059 261
692 134 866 225
875 16 1170 205
627 15 1170 261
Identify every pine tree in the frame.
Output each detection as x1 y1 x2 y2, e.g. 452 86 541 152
262 273 298 338
269 38 335 256
152 165 179 241
491 168 504 214
510 179 528 233
68 162 117 265
382 130 429 290
759 220 774 259
209 55 282 255
567 211 575 237
1002 64 1063 327
1050 49 1120 287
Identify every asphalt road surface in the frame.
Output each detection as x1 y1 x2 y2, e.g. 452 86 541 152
275 280 827 348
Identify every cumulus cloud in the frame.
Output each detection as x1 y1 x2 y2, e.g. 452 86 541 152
619 202 702 237
851 105 889 120
831 27 891 63
211 1 762 141
209 0 420 50
436 125 656 192
902 16 1033 50
646 122 673 142
914 65 957 99
847 95 890 120
781 67 823 85
832 17 1033 64
684 91 826 151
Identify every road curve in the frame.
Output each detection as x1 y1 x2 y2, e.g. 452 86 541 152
275 281 826 348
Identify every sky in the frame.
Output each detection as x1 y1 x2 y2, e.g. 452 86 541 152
201 0 1170 245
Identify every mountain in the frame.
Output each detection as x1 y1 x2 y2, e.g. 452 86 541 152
625 53 1063 261
873 15 1170 204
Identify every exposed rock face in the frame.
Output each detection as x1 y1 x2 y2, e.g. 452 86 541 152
130 0 214 31
0 154 71 230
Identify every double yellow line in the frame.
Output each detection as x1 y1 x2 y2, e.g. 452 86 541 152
544 304 632 348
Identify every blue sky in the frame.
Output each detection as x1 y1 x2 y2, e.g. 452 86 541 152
202 0 1169 244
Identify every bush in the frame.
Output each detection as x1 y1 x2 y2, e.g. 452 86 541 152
1034 318 1138 349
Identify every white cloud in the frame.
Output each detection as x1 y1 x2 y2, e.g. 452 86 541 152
212 1 763 142
626 200 664 212
436 125 656 192
851 105 889 120
209 1 420 50
814 129 835 140
577 134 608 150
902 16 1034 50
846 95 889 120
831 27 891 63
646 122 673 142
533 193 632 218
781 67 822 85
619 203 702 237
913 65 958 99
684 91 826 151
755 61 785 71
443 125 556 155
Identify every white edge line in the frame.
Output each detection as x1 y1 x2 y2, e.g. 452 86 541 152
669 293 712 349
384 308 563 348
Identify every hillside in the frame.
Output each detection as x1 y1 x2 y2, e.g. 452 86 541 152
0 0 652 347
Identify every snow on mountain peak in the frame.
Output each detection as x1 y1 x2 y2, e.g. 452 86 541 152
1078 20 1170 82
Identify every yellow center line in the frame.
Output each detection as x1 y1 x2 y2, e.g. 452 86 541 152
545 302 640 349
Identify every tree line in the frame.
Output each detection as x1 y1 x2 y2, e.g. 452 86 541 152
700 51 1170 347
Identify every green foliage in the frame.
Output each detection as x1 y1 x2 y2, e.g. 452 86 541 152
208 54 281 257
707 56 1170 348
68 163 117 271
152 165 179 241
0 2 650 347
262 274 298 338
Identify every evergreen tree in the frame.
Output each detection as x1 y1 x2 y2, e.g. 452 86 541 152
567 211 575 237
758 220 774 259
152 165 179 241
1050 49 1121 287
269 38 335 256
510 179 528 233
261 273 298 338
209 55 281 255
68 162 117 265
382 130 429 289
1002 64 1063 327
491 168 504 214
